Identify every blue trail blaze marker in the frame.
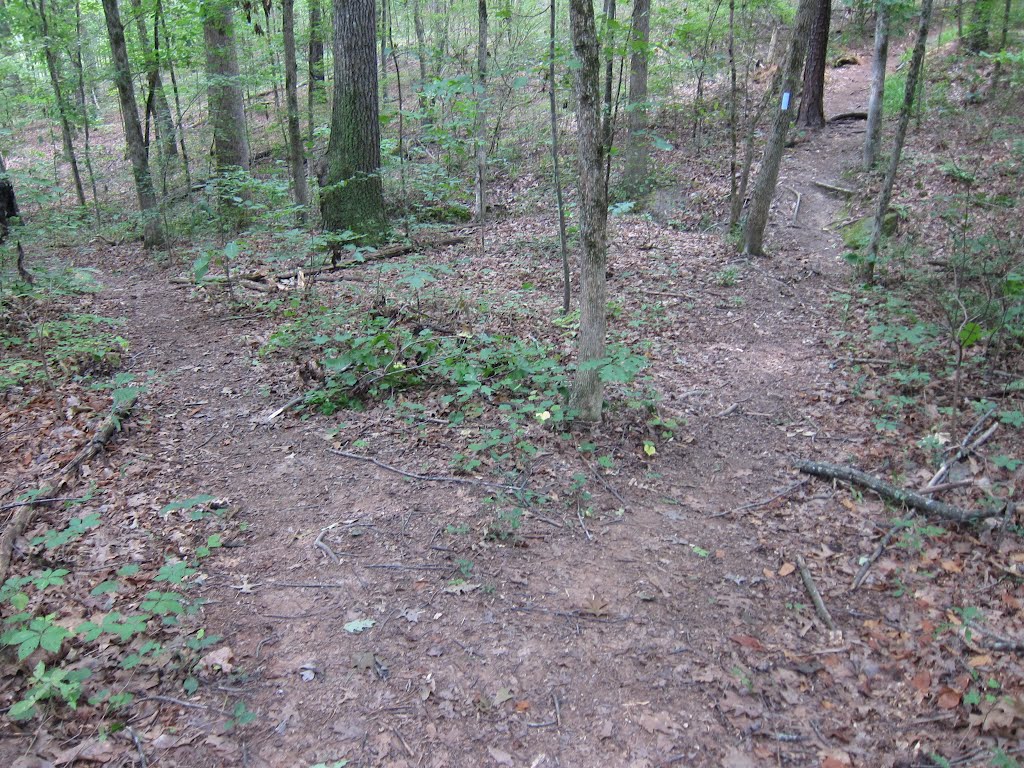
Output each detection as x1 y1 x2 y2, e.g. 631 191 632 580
781 91 791 111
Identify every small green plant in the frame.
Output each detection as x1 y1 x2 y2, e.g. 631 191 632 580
714 266 740 287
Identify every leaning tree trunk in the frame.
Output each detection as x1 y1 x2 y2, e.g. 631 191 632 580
568 0 609 423
203 0 249 172
128 0 176 159
863 0 889 169
862 0 934 282
282 0 309 217
101 0 164 248
797 0 831 128
741 0 816 257
620 0 651 197
321 0 387 240
35 0 86 207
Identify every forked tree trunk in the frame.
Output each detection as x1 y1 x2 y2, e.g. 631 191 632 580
864 0 889 169
862 0 934 282
282 0 309 217
742 0 817 256
128 0 177 159
797 0 831 128
621 0 651 197
568 0 609 423
203 0 250 172
35 0 86 207
475 0 487 254
101 0 164 248
321 0 387 239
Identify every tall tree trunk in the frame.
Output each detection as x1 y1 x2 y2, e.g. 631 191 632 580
282 0 309 217
797 0 831 128
601 0 616 162
158 0 192 189
203 0 250 172
862 0 934 282
379 0 389 103
549 0 570 313
101 0 164 248
863 0 889 169
34 0 86 207
568 0 609 423
741 0 817 257
320 0 387 240
475 0 487 254
308 0 325 142
72 0 100 221
412 0 431 129
128 0 176 158
621 0 651 197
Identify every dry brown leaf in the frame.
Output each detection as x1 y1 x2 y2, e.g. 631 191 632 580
778 562 796 577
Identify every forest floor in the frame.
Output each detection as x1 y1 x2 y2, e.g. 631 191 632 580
3 43 1024 768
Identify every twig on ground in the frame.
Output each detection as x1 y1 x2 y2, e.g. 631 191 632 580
266 393 307 421
785 185 802 225
793 459 1001 523
313 528 340 564
365 563 452 571
713 479 807 517
925 409 998 489
0 495 91 512
966 620 1024 655
851 525 900 591
796 555 837 632
589 464 630 511
576 500 593 541
126 727 148 768
134 694 233 717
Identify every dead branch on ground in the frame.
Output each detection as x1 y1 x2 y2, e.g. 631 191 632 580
793 459 1001 523
797 555 838 632
0 395 138 582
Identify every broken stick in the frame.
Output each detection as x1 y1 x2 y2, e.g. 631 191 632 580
797 555 837 632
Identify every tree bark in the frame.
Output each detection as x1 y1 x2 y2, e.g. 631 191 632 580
101 0 164 248
797 0 831 128
308 0 325 143
568 0 609 423
862 0 934 282
34 0 86 207
741 0 816 257
863 1 889 169
282 0 309 217
965 0 993 51
321 0 387 240
203 0 250 172
128 0 176 159
621 0 651 197
412 0 432 129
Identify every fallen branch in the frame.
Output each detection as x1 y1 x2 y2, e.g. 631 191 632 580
714 479 807 518
850 525 899 591
925 408 998 490
0 396 137 582
797 555 837 632
793 459 1001 523
811 180 855 197
828 111 868 122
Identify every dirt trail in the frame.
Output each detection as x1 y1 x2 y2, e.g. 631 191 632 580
73 59 888 768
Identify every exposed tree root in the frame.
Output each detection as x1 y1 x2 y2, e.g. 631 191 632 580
0 395 137 583
793 459 1002 523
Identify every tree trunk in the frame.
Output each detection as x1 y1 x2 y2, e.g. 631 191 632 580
412 0 432 129
797 0 831 128
158 0 192 189
601 0 616 164
282 0 309 217
321 0 387 240
621 0 651 197
568 0 609 423
862 0 934 282
203 0 250 172
128 0 177 158
35 0 86 207
475 0 488 254
101 0 164 248
308 0 325 143
741 0 817 257
549 0 570 313
863 0 889 169
0 152 19 243
72 0 101 221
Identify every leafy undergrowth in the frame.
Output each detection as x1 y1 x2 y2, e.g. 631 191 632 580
0 261 253 753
